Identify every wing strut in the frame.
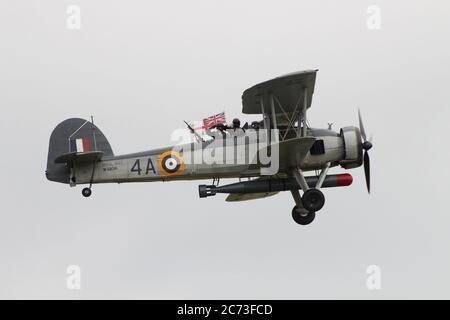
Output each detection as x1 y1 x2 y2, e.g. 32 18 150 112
301 87 308 137
260 100 270 138
270 94 278 131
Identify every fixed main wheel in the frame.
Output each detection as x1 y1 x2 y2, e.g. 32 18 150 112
291 206 316 225
302 188 325 212
82 187 92 198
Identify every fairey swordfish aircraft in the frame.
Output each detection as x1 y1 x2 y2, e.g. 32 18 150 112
46 70 372 225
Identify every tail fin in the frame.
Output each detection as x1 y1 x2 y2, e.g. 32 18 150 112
46 118 114 184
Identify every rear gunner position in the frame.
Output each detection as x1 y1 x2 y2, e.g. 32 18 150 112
46 70 373 225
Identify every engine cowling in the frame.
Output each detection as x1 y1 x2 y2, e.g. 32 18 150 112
339 126 363 169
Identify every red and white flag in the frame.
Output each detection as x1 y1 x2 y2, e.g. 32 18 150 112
186 112 227 141
70 137 90 153
202 111 227 130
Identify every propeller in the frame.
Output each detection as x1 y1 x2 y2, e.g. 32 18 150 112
358 109 372 193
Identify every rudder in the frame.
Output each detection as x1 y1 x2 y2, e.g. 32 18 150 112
46 118 114 184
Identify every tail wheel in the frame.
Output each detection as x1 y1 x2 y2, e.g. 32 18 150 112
82 187 92 197
302 188 325 212
292 206 315 225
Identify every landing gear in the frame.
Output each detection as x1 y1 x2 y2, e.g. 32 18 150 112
291 206 315 225
302 188 325 212
82 187 92 197
290 189 316 225
289 165 330 225
81 160 97 198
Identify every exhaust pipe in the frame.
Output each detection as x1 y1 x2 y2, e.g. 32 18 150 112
199 173 352 198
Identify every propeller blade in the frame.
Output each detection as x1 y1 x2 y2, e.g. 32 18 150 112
363 150 370 193
358 108 367 141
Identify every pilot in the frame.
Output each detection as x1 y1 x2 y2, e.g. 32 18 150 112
206 123 228 139
232 118 241 130
216 123 227 133
229 118 246 137
251 121 260 130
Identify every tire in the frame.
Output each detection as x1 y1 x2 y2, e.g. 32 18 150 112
291 206 315 225
82 187 92 197
302 188 325 212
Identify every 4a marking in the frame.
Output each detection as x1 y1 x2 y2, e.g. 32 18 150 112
131 158 156 175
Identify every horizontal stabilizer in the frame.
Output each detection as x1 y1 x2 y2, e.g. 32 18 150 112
225 192 279 202
54 151 104 164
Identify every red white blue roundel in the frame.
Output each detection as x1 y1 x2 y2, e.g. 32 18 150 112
158 151 184 175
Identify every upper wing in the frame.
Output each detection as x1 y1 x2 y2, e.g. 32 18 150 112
241 70 318 126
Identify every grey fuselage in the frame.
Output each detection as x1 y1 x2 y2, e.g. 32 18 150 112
72 127 360 186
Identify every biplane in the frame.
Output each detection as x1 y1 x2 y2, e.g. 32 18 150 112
46 70 372 225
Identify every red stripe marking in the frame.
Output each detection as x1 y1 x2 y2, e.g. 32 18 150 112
82 137 90 152
335 173 353 186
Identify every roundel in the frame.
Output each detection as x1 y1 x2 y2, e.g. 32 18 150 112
158 151 184 176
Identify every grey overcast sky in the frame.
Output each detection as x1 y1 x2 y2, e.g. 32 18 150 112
0 0 449 299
